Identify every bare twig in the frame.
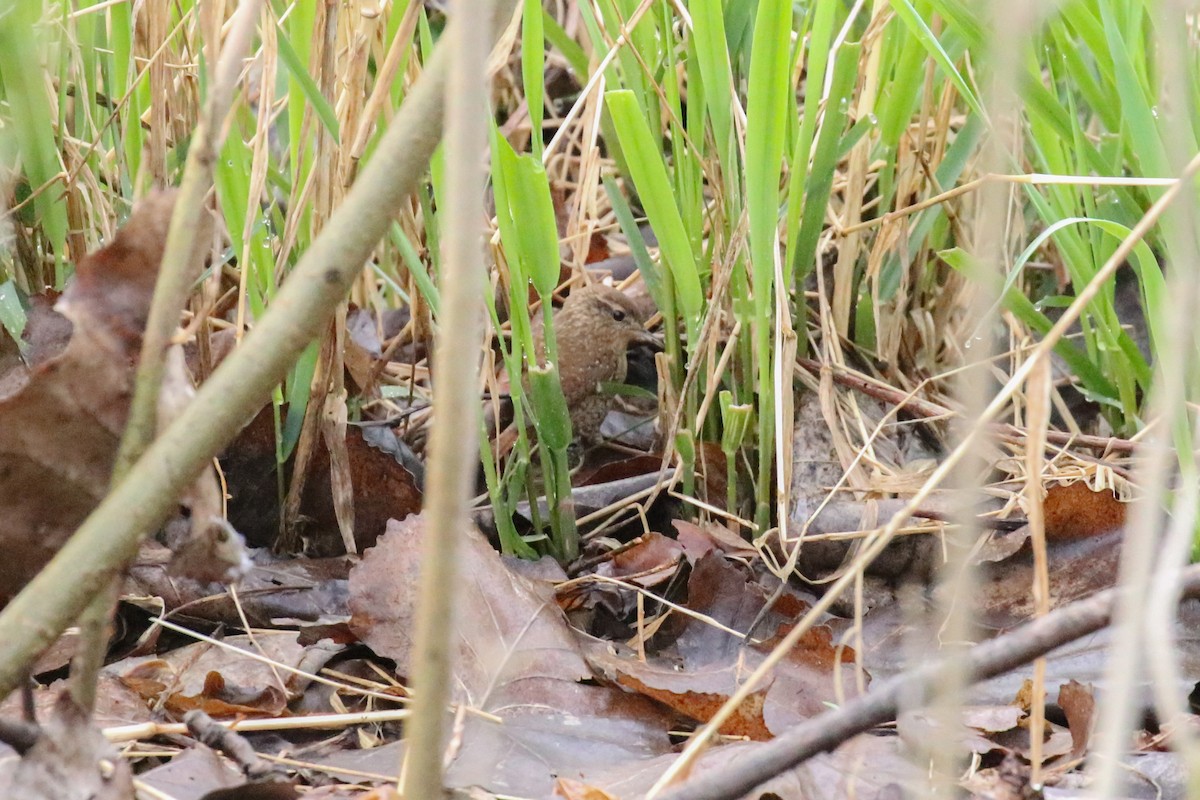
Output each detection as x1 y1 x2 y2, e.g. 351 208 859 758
185 709 288 783
104 708 411 743
795 357 1138 455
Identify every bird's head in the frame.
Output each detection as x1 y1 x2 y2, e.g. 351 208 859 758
560 284 659 347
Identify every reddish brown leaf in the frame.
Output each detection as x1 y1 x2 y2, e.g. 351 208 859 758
221 406 422 554
598 658 772 740
115 633 338 720
1058 679 1095 759
584 232 611 264
598 532 683 587
585 555 861 739
672 519 756 560
555 777 619 799
694 441 728 509
1043 481 1126 540
575 453 662 487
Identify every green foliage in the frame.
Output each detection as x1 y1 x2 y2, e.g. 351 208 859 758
3 0 1198 555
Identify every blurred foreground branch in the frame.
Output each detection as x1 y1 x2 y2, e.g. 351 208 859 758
0 0 514 700
657 562 1200 800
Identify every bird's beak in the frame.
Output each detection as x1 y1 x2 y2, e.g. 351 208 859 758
631 329 663 351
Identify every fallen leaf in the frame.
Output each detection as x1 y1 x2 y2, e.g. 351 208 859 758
128 543 353 629
555 777 619 799
113 632 339 719
0 191 219 603
585 554 862 739
672 519 756 561
221 405 422 554
582 733 923 799
345 515 672 795
136 744 243 800
1043 481 1126 541
1058 679 1095 759
974 529 1123 627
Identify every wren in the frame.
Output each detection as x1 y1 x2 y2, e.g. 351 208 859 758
531 284 658 445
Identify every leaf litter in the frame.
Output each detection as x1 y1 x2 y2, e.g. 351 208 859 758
0 193 1196 800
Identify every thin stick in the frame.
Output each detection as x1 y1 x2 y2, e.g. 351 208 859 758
1025 357 1052 788
104 708 411 743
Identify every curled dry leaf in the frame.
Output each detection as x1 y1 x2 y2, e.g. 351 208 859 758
584 554 863 740
554 777 619 800
558 532 685 620
1042 481 1126 540
672 518 757 560
973 479 1123 565
113 632 339 720
0 191 226 602
1058 679 1095 760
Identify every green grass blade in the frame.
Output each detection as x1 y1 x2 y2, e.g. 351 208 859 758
604 89 703 336
887 0 983 119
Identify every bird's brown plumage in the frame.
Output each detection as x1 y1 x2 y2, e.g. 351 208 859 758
531 284 657 444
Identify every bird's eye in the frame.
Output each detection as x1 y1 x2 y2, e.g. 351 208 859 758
610 308 626 322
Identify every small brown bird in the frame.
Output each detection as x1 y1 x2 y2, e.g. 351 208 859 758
530 283 658 445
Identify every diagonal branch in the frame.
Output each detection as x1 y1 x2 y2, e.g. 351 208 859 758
656 562 1200 800
0 0 517 701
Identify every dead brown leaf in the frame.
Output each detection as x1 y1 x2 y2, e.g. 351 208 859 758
137 743 261 800
221 405 422 554
345 515 672 796
113 632 339 720
582 733 922 799
0 191 225 602
599 532 684 586
672 519 757 560
974 529 1122 627
1043 481 1126 541
1058 679 1095 759
585 554 861 739
128 543 353 629
554 777 619 799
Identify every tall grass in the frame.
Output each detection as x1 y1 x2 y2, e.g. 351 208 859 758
0 0 1197 560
